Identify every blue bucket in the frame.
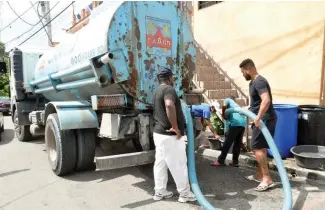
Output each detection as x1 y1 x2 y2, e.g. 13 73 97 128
267 104 298 159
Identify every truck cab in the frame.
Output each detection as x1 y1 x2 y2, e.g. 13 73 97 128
9 46 52 141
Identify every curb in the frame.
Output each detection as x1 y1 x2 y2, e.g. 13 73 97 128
196 148 325 183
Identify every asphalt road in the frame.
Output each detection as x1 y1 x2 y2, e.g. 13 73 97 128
1 116 325 210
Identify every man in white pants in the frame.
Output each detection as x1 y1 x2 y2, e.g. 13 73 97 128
152 67 196 203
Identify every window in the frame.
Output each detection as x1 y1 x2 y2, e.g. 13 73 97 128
198 1 223 10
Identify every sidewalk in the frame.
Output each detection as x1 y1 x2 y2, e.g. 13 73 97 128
196 147 325 183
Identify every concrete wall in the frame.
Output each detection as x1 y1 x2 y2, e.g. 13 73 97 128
193 1 325 105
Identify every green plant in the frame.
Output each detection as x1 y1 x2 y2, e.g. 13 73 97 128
0 41 9 97
0 41 5 59
0 71 9 97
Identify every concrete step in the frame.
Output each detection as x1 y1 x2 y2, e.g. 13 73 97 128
197 58 212 66
197 66 220 74
208 89 238 99
196 68 226 82
198 51 207 59
197 73 225 82
202 81 232 90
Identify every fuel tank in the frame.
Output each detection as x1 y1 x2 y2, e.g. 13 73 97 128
32 1 196 109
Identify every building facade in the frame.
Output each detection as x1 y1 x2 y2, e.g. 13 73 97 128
193 1 325 105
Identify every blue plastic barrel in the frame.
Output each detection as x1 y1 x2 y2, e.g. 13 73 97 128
267 104 298 159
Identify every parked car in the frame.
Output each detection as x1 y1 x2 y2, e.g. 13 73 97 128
0 97 11 116
0 111 4 141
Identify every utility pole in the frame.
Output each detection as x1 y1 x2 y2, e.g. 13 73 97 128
40 1 52 47
0 1 3 42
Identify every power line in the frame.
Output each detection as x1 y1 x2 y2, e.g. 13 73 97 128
0 1 3 41
4 1 61 45
18 1 75 46
30 1 53 46
30 3 73 42
33 13 68 41
28 4 70 40
36 12 70 40
0 3 37 33
7 2 38 26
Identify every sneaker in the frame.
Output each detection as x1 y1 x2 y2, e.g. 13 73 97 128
153 189 173 201
178 191 197 203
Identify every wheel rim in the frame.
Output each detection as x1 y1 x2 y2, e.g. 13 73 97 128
14 113 22 137
47 127 57 163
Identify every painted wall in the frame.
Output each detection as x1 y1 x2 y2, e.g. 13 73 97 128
193 1 325 105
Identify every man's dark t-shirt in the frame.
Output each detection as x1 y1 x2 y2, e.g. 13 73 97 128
249 75 277 120
153 84 185 136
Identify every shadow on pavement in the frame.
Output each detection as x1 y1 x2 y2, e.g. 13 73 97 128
291 180 325 210
0 169 30 178
25 136 45 145
65 155 258 209
55 145 325 210
187 157 257 210
120 198 157 209
0 129 15 145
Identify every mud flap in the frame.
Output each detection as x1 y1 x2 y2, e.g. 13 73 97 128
44 101 99 130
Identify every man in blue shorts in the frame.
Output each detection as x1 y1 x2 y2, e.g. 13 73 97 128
211 96 247 167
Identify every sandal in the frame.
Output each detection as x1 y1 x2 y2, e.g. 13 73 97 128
254 182 275 192
245 175 261 183
210 161 226 167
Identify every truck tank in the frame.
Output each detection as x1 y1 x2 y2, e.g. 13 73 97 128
31 1 196 110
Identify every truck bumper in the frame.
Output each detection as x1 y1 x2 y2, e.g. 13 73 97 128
95 150 155 171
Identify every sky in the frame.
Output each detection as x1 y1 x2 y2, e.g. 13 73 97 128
0 0 92 51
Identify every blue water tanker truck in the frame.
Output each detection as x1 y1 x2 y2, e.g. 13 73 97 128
9 1 202 176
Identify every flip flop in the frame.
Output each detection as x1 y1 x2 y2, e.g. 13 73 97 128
245 175 261 183
254 182 275 192
210 161 226 167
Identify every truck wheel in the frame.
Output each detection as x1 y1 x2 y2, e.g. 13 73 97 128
45 113 77 176
14 111 32 142
75 129 96 171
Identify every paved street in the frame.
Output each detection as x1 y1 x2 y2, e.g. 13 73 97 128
1 116 325 210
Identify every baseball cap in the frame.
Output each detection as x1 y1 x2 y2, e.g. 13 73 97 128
157 67 173 78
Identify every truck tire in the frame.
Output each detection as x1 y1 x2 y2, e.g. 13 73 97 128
14 111 32 142
75 129 96 171
45 113 77 176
